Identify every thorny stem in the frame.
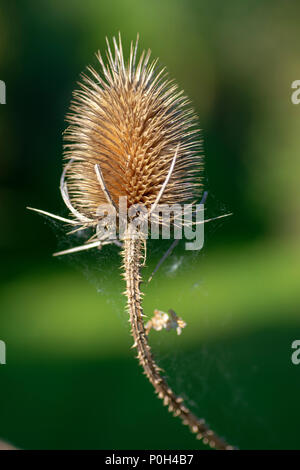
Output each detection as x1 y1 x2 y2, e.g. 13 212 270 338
122 234 234 450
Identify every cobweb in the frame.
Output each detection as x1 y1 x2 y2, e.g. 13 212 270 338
37 195 274 449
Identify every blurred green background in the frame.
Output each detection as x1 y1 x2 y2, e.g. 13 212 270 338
0 0 300 450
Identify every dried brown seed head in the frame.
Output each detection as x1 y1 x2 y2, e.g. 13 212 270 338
63 34 203 221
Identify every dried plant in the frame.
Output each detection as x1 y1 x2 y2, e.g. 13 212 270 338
28 34 234 450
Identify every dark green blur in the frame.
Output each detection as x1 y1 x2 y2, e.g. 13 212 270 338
0 0 300 449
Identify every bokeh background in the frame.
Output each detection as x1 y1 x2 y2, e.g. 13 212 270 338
0 0 300 450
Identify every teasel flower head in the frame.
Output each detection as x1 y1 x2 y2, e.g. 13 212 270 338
28 35 234 450
63 33 203 226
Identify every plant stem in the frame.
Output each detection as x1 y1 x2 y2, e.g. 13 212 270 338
122 235 234 450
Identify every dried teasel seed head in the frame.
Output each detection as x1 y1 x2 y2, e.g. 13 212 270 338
63 33 203 223
27 34 233 450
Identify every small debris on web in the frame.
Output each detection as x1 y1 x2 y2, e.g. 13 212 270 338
145 309 187 336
